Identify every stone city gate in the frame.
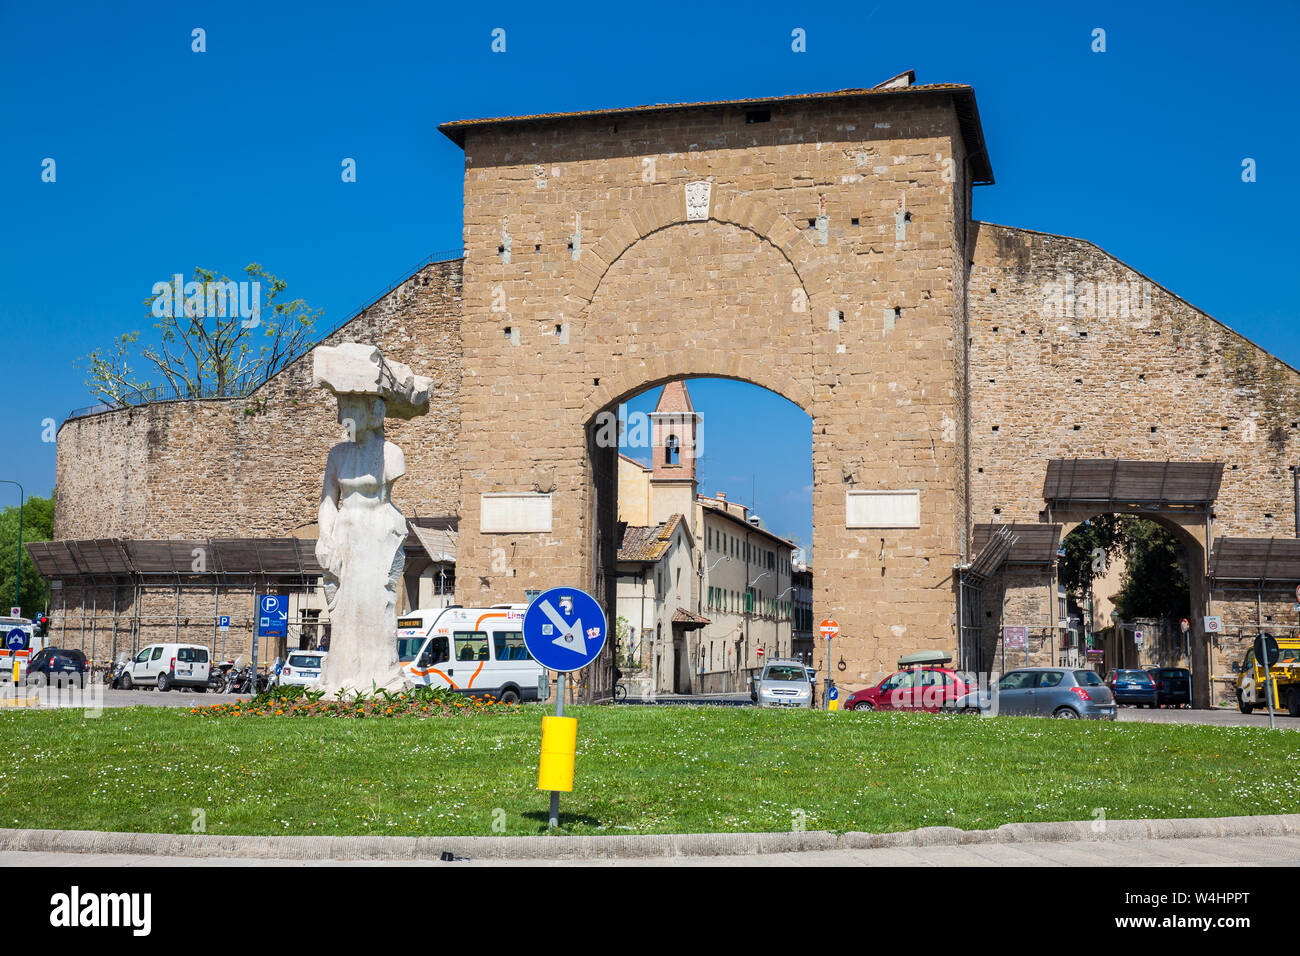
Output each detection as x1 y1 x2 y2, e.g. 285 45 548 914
41 78 1300 703
448 85 976 698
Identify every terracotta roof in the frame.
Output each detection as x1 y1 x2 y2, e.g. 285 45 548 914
654 381 695 414
616 513 684 563
407 519 457 563
672 608 711 628
439 82 993 185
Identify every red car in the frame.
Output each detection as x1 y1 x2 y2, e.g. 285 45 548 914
845 652 977 712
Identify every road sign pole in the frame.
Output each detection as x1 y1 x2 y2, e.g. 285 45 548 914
525 588 606 832
549 672 566 828
1264 655 1276 730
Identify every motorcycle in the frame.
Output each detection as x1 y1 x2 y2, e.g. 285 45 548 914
221 657 272 695
103 652 129 689
213 656 247 694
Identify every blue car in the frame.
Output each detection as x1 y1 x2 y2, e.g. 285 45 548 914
1106 668 1158 707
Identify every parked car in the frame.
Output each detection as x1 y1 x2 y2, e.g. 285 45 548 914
845 651 977 712
279 650 328 687
24 647 89 688
948 667 1116 719
1105 668 1158 707
751 659 814 708
120 643 212 691
1145 667 1191 707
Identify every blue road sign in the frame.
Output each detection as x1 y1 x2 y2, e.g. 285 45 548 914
828 686 839 701
6 628 26 651
257 595 288 639
218 615 230 630
523 587 608 673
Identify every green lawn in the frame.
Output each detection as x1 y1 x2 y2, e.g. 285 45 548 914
1 706 1297 836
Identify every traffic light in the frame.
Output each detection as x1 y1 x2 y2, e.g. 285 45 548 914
33 614 49 638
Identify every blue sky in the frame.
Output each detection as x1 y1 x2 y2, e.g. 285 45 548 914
3 0 1297 550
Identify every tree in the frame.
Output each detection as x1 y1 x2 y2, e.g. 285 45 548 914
1113 520 1190 623
82 264 320 406
1058 513 1127 597
0 495 56 618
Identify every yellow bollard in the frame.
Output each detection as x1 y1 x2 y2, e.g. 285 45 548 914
537 715 577 792
10 656 18 684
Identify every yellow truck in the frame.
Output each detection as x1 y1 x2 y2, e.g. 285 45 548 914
1237 637 1300 716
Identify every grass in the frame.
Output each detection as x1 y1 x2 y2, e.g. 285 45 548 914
1 705 1297 836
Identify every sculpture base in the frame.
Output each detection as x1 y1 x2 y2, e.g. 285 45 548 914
316 667 414 700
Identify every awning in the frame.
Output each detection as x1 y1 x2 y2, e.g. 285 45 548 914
406 519 458 563
1209 537 1300 586
1043 459 1223 509
971 522 1063 569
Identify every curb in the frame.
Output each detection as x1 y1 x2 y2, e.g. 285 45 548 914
3 814 1298 861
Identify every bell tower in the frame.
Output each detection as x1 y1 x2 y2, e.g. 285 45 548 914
649 381 700 524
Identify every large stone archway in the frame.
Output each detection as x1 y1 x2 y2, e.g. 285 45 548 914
1055 507 1212 706
456 127 968 696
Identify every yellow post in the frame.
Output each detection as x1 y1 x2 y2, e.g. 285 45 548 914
538 715 577 792
10 653 18 684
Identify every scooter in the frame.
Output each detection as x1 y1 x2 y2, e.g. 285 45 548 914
103 652 129 689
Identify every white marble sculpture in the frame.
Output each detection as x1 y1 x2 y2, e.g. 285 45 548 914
313 343 431 696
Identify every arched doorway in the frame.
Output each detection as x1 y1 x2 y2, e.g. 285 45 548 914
586 376 813 698
1055 509 1210 705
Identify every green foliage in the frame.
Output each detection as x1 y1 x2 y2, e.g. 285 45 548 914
0 495 55 618
230 682 506 718
1059 515 1190 626
82 264 321 405
1058 513 1127 597
1113 520 1190 623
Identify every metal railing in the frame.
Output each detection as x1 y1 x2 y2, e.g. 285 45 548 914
63 247 465 424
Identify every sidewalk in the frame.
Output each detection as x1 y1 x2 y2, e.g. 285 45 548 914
4 814 1297 865
7 834 1299 866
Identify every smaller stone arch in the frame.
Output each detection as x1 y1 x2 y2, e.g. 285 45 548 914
568 186 838 319
582 356 815 426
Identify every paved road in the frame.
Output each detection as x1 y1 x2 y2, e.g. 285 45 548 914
8 685 1299 729
1117 706 1300 730
0 684 247 710
5 834 1300 866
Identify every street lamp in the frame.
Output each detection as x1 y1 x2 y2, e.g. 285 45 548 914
0 480 24 614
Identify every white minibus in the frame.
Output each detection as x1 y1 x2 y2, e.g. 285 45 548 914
397 605 543 705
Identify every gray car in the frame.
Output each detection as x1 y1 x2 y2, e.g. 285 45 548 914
948 667 1116 719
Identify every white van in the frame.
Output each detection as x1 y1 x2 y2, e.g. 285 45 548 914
397 605 542 705
122 643 211 691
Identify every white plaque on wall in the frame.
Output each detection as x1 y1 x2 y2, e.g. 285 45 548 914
480 493 553 533
845 490 921 529
685 181 712 221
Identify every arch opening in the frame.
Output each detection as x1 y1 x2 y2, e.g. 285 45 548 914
585 376 813 699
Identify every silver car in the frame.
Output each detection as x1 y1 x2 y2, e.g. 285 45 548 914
752 659 814 708
948 667 1116 719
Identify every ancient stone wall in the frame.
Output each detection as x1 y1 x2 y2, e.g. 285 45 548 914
54 258 464 540
968 222 1299 535
969 223 1300 700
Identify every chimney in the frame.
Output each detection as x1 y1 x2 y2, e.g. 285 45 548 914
717 492 726 501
